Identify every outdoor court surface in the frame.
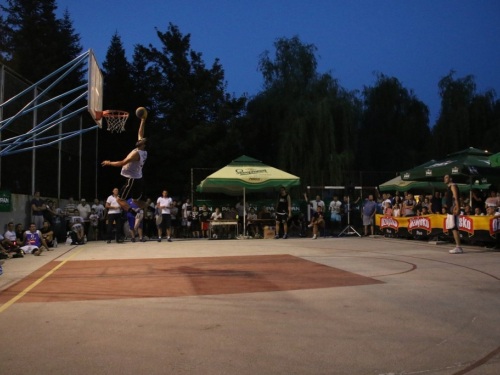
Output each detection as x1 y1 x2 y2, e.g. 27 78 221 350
1 237 499 375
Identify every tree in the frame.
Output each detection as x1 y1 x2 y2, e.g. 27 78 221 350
0 1 84 95
246 36 360 187
136 23 247 195
357 73 430 172
432 71 476 158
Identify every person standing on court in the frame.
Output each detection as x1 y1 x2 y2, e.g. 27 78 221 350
275 186 292 239
445 174 463 254
156 190 173 242
105 188 123 243
31 191 46 229
361 194 377 236
101 107 149 214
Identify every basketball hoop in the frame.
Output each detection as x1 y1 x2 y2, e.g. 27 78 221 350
96 110 129 133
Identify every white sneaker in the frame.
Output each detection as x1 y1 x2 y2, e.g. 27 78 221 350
312 234 317 239
449 247 463 254
307 224 312 228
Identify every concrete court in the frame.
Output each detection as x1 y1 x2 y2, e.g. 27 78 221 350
0 236 499 375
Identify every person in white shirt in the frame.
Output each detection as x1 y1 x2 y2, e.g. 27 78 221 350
101 111 149 215
105 188 123 243
156 190 173 242
329 196 342 233
77 198 91 220
210 207 223 239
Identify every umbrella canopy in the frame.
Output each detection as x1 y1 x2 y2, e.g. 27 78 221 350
197 155 300 238
379 175 489 193
197 155 300 195
489 151 500 168
400 148 500 183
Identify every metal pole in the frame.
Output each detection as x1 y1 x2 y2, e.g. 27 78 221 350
78 116 82 199
58 104 62 200
0 64 4 187
32 87 38 194
95 125 98 199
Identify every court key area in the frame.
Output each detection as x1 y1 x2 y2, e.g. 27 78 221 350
0 236 499 375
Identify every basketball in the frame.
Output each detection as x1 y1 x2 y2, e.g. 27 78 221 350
135 107 148 119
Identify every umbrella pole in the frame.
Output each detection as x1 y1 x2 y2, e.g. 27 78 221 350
243 188 246 238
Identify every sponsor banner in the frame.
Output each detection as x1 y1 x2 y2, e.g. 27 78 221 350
376 214 500 241
0 190 12 212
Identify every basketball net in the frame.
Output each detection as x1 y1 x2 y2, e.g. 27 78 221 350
101 110 129 133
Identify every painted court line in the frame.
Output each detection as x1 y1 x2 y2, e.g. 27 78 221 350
0 246 85 314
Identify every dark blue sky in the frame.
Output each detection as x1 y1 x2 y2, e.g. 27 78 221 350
56 0 500 125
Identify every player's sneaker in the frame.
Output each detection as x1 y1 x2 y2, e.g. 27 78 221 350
131 238 136 243
283 234 288 239
274 234 280 239
157 238 162 242
449 247 463 254
312 234 317 240
167 237 172 242
140 238 146 242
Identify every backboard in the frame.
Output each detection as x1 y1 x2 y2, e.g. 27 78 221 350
88 49 103 127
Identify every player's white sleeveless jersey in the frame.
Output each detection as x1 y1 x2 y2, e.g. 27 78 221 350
121 149 147 179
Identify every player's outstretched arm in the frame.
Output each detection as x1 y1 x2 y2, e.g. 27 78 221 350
138 117 146 140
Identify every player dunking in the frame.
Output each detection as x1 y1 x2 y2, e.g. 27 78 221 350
101 107 149 215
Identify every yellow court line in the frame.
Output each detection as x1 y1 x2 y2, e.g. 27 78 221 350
0 246 86 314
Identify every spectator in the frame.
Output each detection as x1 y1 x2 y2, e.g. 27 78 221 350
474 207 484 216
462 205 472 216
15 223 24 243
361 194 378 236
31 190 46 229
485 190 500 210
486 203 500 217
224 207 238 238
88 208 100 241
308 206 325 240
191 205 201 238
143 198 156 240
199 204 211 238
92 199 106 239
126 198 144 242
68 218 85 245
181 198 192 238
170 200 178 238
235 198 249 233
304 193 325 216
246 207 259 238
403 193 416 217
40 220 56 248
105 188 123 244
329 196 342 234
384 202 393 216
156 190 173 243
470 189 484 214
21 223 48 255
76 198 91 235
64 197 78 217
393 203 401 217
288 212 305 237
421 207 429 215
210 207 222 239
2 223 23 258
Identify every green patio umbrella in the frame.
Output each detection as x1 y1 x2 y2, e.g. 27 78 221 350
197 155 301 235
379 175 489 193
400 148 500 184
489 151 500 168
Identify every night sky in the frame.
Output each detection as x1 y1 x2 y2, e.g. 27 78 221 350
55 0 500 125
